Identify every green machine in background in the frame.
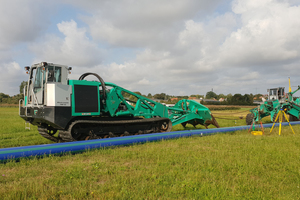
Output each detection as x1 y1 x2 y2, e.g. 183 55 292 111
246 79 300 125
19 62 219 142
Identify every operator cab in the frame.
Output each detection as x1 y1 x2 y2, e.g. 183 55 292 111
267 87 285 102
24 62 71 106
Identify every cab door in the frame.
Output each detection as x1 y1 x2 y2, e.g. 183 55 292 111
32 67 46 105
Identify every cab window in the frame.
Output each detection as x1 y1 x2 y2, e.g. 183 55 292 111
47 66 61 82
33 67 45 93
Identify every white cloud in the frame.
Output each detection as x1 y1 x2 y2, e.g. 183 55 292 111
0 62 27 95
0 0 51 50
219 0 300 67
0 1 55 95
78 0 223 48
138 78 150 85
30 20 104 67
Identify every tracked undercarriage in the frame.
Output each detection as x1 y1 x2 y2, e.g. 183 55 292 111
38 118 172 142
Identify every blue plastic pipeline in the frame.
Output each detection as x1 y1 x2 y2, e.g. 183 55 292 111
1 121 300 161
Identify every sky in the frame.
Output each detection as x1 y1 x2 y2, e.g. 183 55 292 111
0 0 300 97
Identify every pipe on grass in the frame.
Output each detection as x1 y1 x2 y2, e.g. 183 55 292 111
1 121 300 161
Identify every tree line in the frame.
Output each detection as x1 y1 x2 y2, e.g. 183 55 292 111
0 81 27 104
0 93 23 104
202 91 262 105
124 91 261 106
147 91 263 105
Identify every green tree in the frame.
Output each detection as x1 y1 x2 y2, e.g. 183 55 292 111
176 96 188 99
128 92 141 102
231 94 243 104
0 93 10 103
133 91 141 96
190 94 204 99
205 91 218 99
19 81 28 94
227 94 254 105
129 95 137 102
121 91 131 98
254 94 263 101
226 94 232 103
226 93 232 99
154 93 166 100
244 94 253 105
217 93 226 99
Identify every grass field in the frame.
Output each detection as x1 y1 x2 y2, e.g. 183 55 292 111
0 107 300 199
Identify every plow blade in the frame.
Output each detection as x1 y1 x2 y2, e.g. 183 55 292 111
168 100 220 129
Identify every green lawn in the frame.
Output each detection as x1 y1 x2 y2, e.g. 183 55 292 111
0 107 51 148
0 107 300 199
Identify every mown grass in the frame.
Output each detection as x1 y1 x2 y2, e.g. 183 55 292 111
0 107 51 148
0 107 300 199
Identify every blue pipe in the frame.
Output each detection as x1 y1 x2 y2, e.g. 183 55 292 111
1 122 300 161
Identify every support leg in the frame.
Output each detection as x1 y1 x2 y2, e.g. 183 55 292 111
279 111 282 135
270 112 280 133
283 111 295 134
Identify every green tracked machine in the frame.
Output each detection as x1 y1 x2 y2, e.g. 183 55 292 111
246 79 300 125
19 62 219 142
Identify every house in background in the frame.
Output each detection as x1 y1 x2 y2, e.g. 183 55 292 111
219 98 225 102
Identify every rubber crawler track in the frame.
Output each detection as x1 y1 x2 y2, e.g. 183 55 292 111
38 118 172 143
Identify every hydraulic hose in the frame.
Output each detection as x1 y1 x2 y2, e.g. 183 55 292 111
79 72 107 100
